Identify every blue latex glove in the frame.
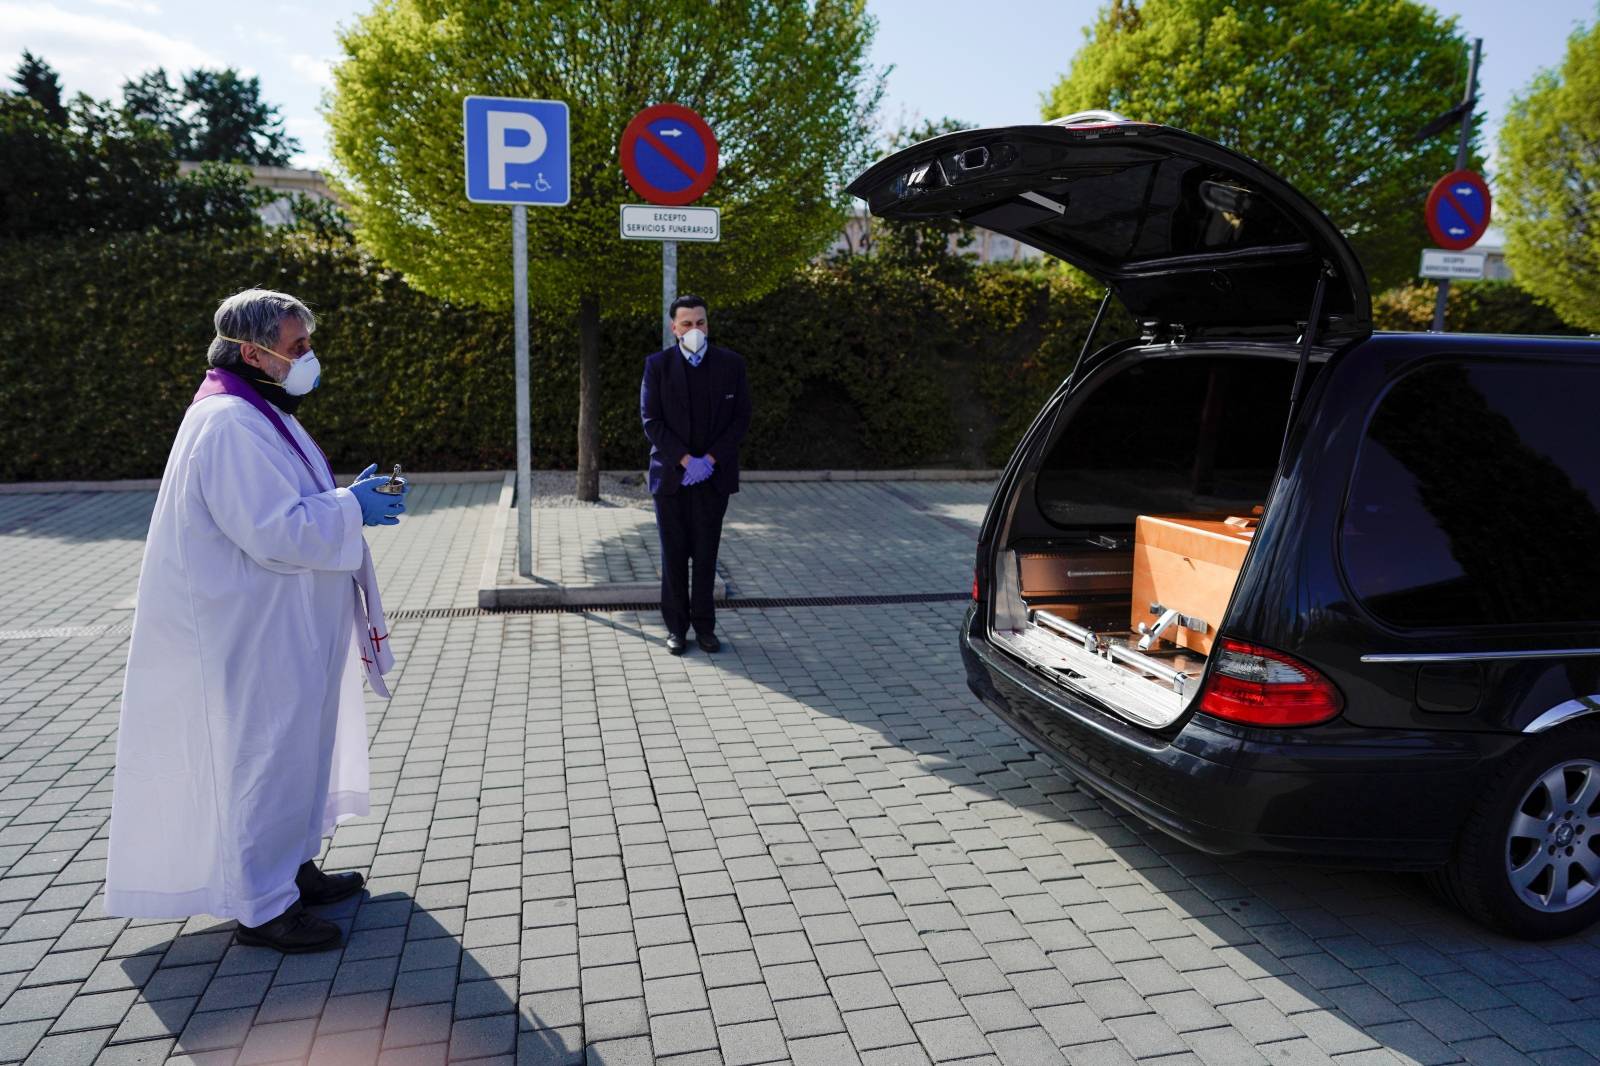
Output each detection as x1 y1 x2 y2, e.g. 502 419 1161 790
349 463 408 526
682 456 714 486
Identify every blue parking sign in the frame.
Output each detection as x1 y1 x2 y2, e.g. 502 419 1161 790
463 96 569 206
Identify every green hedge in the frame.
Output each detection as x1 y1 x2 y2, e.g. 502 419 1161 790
7 228 1584 484
0 231 1115 481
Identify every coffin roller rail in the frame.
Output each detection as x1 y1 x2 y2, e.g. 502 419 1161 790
997 607 1195 729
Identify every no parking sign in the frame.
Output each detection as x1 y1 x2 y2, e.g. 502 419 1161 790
1425 170 1492 251
620 103 719 206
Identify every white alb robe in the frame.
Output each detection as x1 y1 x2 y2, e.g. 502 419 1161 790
105 393 392 927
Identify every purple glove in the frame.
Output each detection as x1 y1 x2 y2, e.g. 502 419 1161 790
682 456 714 486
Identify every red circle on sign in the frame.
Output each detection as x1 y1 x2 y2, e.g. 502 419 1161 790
620 103 719 206
1425 169 1492 251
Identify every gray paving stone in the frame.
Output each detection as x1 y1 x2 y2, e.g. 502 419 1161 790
235 1018 317 1065
45 989 134 1034
789 1032 862 1066
841 1004 915 1052
309 1026 383 1065
0 987 77 1026
517 1026 584 1066
0 1019 49 1064
319 991 391 1035
19 1026 110 1066
109 996 195 1043
174 1007 254 1053
88 1039 173 1066
718 1019 787 1066
449 1013 517 1060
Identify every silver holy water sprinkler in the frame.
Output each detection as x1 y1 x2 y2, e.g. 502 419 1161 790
375 464 408 495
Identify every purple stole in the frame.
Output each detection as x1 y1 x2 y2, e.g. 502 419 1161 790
191 369 333 490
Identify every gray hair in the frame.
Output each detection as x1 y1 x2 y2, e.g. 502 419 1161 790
207 289 317 369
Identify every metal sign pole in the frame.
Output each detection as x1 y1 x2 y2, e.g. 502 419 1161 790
513 205 533 577
661 239 678 349
1433 37 1482 332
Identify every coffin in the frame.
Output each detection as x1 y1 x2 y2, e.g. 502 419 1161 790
1019 548 1134 601
1129 514 1257 654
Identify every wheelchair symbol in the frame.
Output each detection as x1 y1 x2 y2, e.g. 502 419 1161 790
534 173 552 193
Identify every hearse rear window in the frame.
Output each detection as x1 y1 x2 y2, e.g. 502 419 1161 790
1035 355 1302 527
1342 360 1600 629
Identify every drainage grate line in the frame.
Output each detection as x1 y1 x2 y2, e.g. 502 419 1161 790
4 593 972 640
388 591 969 621
0 622 134 642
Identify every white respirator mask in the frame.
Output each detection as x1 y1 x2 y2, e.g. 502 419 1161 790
680 328 707 355
219 335 322 395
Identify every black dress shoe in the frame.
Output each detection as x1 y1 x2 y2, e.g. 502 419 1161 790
296 861 365 907
236 901 342 953
666 634 687 655
695 633 720 653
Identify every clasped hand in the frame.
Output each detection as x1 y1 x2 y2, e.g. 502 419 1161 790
349 463 408 526
681 455 715 486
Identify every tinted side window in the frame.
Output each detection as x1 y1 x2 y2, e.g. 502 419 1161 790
1342 360 1600 629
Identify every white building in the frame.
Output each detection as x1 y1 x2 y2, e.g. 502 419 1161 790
176 162 341 226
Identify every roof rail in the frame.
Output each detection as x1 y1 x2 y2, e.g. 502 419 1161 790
1047 109 1132 127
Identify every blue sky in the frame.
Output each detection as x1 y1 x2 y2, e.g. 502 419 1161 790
3 0 1593 177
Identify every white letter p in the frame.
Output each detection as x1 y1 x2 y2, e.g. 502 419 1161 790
487 111 547 190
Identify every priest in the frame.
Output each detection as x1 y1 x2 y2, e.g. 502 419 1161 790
105 289 408 953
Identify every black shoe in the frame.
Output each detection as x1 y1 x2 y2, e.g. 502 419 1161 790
666 634 687 655
696 633 720 653
236 900 342 953
296 861 365 907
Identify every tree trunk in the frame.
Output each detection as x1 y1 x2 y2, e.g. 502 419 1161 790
576 293 601 502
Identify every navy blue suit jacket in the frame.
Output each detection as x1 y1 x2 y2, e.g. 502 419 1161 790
640 343 752 496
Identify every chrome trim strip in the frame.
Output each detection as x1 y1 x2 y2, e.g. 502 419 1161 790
1360 648 1600 664
1525 696 1600 734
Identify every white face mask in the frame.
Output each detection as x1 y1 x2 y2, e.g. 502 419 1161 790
276 351 322 396
680 328 707 355
217 335 322 395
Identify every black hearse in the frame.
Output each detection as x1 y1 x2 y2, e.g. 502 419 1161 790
849 114 1600 938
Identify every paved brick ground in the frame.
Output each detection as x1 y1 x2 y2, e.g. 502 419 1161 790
2 480 1599 1065
501 482 989 596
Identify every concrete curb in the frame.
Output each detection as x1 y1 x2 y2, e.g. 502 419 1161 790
476 473 518 609
474 472 726 610
1 468 999 494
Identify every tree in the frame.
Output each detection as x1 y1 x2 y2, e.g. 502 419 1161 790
10 51 65 124
1498 17 1600 333
328 0 883 500
118 66 299 165
1044 0 1477 289
0 93 266 240
182 69 299 166
121 68 190 148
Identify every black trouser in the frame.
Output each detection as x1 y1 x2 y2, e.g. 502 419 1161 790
653 484 730 638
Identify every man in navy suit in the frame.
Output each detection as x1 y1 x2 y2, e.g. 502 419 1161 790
640 295 752 655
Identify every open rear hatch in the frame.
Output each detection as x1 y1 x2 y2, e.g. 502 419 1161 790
850 116 1371 728
846 116 1369 339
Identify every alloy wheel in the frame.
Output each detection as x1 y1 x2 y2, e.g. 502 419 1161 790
1505 758 1600 913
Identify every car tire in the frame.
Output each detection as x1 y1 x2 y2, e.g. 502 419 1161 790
1433 723 1600 939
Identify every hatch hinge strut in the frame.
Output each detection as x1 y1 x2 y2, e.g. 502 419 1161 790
1064 288 1115 395
1276 266 1330 471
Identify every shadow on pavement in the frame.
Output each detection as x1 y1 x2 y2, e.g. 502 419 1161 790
114 884 581 1063
642 600 1600 1064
